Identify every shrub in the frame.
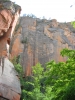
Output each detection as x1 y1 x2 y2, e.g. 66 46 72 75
12 48 75 100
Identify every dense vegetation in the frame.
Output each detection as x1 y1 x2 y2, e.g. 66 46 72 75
12 48 75 100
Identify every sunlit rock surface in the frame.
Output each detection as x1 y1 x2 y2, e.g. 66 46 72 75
0 0 21 99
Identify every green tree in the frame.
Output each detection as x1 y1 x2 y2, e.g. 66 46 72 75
45 48 75 100
13 48 75 100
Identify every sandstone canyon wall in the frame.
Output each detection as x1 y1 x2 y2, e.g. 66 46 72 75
0 0 21 100
10 17 75 76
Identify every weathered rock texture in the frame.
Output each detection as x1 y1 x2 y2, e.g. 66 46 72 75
0 0 21 57
0 58 21 100
10 23 23 59
12 17 74 76
10 17 75 76
0 0 21 100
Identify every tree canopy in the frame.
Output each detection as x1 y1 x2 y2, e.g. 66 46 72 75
13 48 75 100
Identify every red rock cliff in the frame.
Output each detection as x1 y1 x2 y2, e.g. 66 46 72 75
11 17 75 76
0 0 21 100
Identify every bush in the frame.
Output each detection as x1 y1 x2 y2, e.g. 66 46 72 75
63 82 75 100
12 49 75 100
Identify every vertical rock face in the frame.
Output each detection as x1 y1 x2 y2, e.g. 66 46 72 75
16 17 75 76
0 0 21 100
10 25 23 59
0 1 21 57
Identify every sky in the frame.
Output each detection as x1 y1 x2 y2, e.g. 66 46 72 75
11 0 75 22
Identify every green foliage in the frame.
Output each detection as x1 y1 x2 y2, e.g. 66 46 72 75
12 48 75 100
71 21 75 28
45 48 75 100
62 82 75 100
11 56 34 100
60 48 75 59
11 56 23 76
